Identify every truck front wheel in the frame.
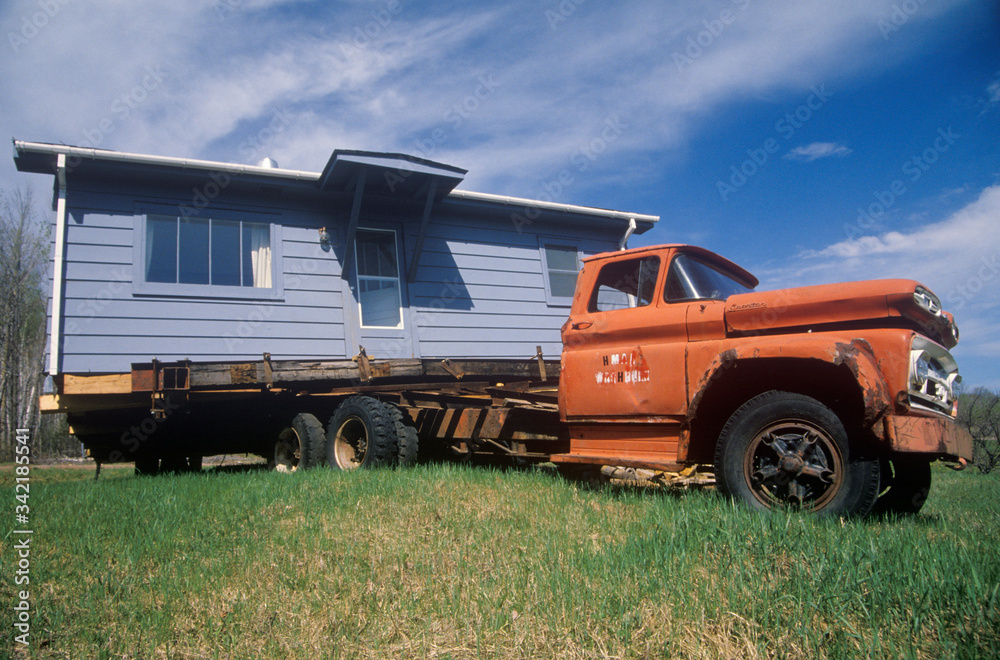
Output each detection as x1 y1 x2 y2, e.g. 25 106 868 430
714 391 881 517
326 396 399 470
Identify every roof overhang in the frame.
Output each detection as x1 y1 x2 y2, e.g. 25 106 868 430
317 149 466 200
12 139 319 183
12 139 658 231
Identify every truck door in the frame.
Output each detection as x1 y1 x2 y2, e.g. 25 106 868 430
561 250 689 421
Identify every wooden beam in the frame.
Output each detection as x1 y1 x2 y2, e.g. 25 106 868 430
342 168 367 277
39 394 148 414
61 373 133 395
407 179 437 282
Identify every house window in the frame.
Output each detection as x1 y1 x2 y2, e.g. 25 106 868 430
144 215 272 288
541 242 579 306
355 229 403 328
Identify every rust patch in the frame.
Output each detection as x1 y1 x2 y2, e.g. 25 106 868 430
890 414 974 459
230 363 257 385
687 348 739 422
833 339 891 428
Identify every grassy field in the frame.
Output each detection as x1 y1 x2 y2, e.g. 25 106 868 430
2 460 998 659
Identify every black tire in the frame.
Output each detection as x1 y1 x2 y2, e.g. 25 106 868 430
326 396 399 470
387 404 419 467
873 457 932 515
270 413 326 472
714 391 881 517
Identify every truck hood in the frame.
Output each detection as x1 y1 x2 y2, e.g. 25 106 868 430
724 279 959 348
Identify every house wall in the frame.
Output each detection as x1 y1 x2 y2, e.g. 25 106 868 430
403 206 617 360
52 176 625 373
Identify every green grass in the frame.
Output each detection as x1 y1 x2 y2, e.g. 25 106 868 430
2 462 999 659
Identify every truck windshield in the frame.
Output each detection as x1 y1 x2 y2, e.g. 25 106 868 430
665 253 754 302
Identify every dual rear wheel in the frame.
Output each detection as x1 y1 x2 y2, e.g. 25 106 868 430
268 397 418 473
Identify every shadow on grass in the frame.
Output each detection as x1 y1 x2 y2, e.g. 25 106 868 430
204 462 270 476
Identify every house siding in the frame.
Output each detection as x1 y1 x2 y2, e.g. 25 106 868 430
19 147 653 374
57 180 350 372
403 208 614 360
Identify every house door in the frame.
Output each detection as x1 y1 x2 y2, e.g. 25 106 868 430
348 227 414 359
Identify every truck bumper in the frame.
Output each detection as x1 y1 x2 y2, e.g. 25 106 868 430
886 414 974 461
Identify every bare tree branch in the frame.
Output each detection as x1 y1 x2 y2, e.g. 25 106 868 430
958 387 1000 474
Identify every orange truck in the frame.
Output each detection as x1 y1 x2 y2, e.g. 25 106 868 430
557 243 971 516
51 243 973 517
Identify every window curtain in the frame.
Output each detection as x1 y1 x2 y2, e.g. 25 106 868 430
145 224 156 281
249 224 272 288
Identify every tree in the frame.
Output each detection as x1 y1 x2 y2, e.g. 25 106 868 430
0 187 49 458
956 387 1000 474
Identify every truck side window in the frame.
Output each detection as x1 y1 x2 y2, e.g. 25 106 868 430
588 256 660 312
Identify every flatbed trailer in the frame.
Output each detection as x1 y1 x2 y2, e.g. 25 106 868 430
42 350 590 475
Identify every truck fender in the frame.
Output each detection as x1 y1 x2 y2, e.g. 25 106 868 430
683 338 894 457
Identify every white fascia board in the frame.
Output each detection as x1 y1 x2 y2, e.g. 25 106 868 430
445 189 659 225
13 140 320 182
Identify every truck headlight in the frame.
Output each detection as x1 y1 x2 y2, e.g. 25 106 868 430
908 336 961 416
912 353 931 387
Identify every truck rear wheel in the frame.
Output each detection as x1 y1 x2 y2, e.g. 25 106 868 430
271 413 325 472
326 396 399 470
714 391 881 517
873 457 931 515
388 404 419 467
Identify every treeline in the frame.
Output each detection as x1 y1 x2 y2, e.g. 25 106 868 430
1 187 76 459
959 387 1000 474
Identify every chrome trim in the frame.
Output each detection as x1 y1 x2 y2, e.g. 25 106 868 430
908 336 960 416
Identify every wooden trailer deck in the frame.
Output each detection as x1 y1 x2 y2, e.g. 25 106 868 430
43 349 571 469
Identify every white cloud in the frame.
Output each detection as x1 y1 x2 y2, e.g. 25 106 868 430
783 142 853 162
0 0 971 195
983 72 1000 115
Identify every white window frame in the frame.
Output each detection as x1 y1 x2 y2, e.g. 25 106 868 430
355 228 404 329
132 208 283 300
539 238 580 307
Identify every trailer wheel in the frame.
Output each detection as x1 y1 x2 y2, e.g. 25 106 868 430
388 404 419 467
714 391 881 517
872 457 932 515
271 413 325 472
326 397 399 470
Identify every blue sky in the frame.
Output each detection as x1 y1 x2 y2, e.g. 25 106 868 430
2 0 999 387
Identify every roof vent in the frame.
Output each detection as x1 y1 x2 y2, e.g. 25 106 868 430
256 157 279 169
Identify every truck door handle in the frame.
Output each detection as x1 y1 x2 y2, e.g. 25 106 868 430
571 322 593 330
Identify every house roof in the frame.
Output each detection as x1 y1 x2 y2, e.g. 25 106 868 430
318 149 467 201
11 139 658 231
